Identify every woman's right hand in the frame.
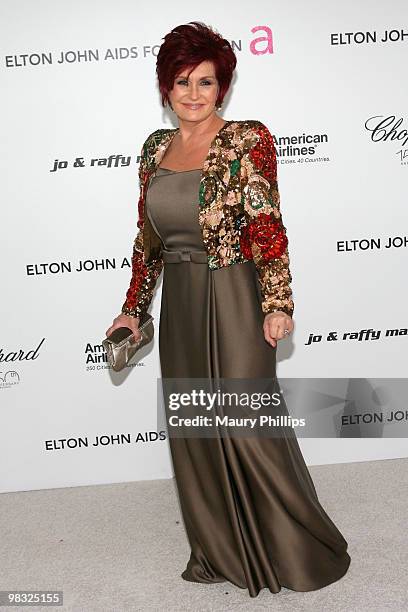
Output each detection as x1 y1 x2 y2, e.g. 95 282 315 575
105 313 142 343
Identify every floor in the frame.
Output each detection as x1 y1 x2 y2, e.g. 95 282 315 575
1 457 407 611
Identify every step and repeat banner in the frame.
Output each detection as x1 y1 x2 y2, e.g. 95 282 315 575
1 1 407 492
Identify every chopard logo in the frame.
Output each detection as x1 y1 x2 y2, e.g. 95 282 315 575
0 370 20 388
365 115 408 163
0 338 45 362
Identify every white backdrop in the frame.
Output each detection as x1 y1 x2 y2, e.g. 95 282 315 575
1 0 407 493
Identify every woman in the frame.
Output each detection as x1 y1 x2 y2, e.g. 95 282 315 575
106 21 351 598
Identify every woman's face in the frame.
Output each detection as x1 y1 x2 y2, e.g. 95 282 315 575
168 60 220 123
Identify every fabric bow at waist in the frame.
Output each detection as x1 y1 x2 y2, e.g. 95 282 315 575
162 250 208 264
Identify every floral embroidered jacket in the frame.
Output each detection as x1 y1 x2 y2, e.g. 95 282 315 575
121 119 294 320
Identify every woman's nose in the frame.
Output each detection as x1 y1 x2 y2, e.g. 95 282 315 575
189 83 200 99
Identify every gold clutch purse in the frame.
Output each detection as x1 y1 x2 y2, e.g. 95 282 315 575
102 313 154 372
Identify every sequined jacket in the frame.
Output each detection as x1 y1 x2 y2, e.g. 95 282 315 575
121 119 294 320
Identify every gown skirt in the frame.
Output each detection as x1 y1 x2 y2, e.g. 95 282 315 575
145 166 351 597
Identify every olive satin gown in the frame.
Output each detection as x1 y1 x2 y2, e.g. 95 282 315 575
146 166 351 597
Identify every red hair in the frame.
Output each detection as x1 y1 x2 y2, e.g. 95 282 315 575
156 21 237 107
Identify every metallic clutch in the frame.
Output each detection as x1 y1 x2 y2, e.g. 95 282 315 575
102 313 154 372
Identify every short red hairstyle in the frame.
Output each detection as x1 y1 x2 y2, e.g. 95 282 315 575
156 21 237 108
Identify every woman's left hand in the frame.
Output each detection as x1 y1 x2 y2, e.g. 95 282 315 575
263 311 294 347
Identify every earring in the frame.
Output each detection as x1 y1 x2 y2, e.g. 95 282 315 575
216 104 222 111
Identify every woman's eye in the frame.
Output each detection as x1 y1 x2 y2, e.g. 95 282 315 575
176 79 213 86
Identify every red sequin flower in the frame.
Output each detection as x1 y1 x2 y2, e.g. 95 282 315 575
240 213 288 262
249 126 277 185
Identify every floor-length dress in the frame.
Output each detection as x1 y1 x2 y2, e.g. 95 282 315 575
146 166 351 597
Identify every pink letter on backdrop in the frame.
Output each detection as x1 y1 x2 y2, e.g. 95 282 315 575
250 26 274 55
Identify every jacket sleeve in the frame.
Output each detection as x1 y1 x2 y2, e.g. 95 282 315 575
240 122 294 318
121 137 163 320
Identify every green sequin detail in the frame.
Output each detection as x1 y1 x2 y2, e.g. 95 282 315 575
199 182 206 207
230 159 240 176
